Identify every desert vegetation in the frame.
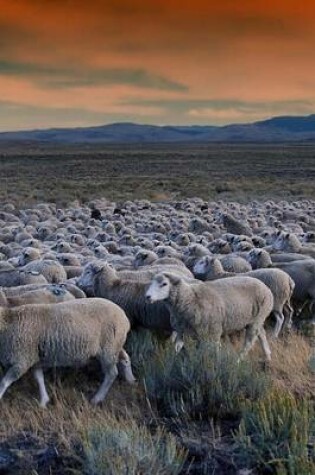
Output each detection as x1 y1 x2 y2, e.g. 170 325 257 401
0 143 315 205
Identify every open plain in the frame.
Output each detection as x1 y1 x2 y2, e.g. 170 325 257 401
0 143 315 205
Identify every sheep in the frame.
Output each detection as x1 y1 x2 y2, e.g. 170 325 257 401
0 298 135 406
78 262 172 332
274 232 315 259
0 269 48 287
56 253 82 267
134 250 158 268
2 282 86 300
63 266 83 279
21 260 67 284
17 247 41 266
248 250 315 312
218 255 252 273
246 249 273 269
270 253 312 263
193 257 295 337
78 261 193 297
145 273 273 360
219 213 252 236
0 286 75 307
182 243 211 271
272 259 315 316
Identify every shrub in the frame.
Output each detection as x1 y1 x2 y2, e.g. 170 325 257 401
234 389 315 474
81 414 187 475
127 333 270 419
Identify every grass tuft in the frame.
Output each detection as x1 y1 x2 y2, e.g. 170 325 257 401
234 389 315 474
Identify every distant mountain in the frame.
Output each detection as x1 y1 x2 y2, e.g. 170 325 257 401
2 115 315 143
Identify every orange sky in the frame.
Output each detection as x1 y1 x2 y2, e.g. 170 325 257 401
1 0 315 130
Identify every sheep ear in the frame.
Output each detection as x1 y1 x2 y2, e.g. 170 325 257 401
164 273 181 285
94 266 105 275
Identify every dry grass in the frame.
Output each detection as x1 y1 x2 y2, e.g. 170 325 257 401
0 143 315 206
0 331 313 473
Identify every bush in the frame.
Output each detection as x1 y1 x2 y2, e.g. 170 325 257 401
81 414 187 475
127 332 270 419
234 389 315 474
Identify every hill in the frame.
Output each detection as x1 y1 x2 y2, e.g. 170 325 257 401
2 114 315 143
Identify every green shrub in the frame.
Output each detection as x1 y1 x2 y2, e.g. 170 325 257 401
128 333 270 419
81 414 187 475
234 389 315 474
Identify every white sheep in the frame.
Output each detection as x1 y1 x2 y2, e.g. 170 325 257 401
194 257 294 337
0 269 48 287
21 260 67 283
0 286 75 307
0 298 135 407
146 272 273 360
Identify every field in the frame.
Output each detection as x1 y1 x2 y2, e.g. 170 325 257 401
0 143 315 205
0 143 314 474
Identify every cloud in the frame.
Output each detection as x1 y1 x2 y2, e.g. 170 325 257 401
0 100 163 131
0 60 187 91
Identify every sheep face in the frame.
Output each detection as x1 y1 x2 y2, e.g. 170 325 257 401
77 264 98 295
146 275 171 303
193 256 209 275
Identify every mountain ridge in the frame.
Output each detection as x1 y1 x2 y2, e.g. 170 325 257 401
2 114 315 143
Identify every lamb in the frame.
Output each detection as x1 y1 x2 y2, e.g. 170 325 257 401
194 257 295 337
0 286 75 307
145 273 273 360
0 298 135 406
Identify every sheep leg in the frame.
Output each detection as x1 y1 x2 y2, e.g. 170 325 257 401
273 311 285 338
258 328 271 361
283 302 294 331
117 349 136 384
33 367 50 408
174 333 184 353
91 364 118 405
238 325 259 361
170 331 177 343
0 365 25 400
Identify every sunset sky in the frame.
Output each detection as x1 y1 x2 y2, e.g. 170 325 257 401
1 0 315 130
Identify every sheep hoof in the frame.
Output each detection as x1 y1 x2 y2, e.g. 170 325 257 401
39 398 49 408
90 397 99 405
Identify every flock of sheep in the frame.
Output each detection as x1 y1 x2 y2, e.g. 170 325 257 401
0 198 314 407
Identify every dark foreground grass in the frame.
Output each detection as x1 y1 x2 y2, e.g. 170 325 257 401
1 143 315 205
0 332 313 474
